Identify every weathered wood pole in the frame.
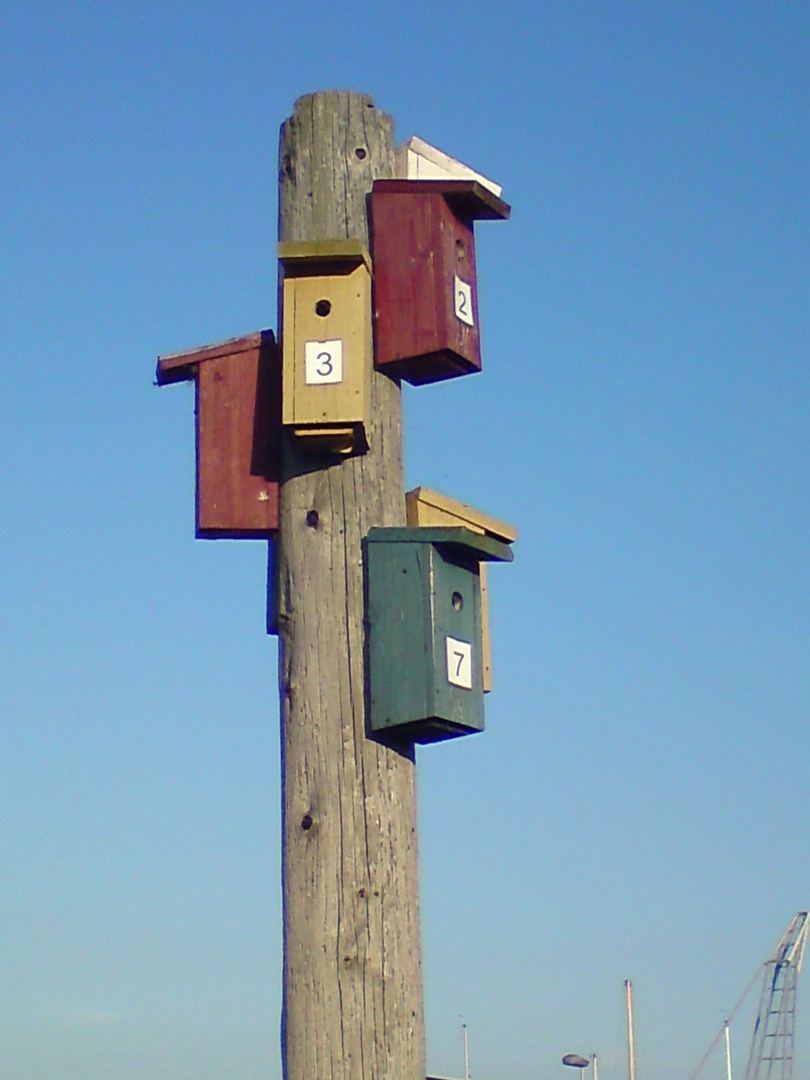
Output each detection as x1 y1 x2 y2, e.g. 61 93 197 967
276 92 426 1080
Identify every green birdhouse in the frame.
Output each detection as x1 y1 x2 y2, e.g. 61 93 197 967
364 527 513 744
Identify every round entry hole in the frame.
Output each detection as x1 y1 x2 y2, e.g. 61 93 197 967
452 591 463 611
315 299 331 317
456 239 465 258
355 147 367 160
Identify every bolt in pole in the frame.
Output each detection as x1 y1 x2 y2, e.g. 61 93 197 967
276 91 426 1080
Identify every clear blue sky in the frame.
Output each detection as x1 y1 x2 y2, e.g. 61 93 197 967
1 2 808 1078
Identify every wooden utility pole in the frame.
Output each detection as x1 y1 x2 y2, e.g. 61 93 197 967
276 92 426 1080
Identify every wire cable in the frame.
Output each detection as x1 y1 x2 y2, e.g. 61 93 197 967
685 964 765 1080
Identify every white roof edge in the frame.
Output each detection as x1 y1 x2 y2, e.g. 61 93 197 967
395 136 502 197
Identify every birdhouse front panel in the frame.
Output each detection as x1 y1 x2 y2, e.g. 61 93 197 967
370 179 510 386
157 331 280 539
280 241 372 456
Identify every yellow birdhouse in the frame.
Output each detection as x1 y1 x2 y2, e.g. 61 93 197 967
279 239 372 455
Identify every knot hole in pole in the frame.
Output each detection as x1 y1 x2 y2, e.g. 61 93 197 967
306 510 319 529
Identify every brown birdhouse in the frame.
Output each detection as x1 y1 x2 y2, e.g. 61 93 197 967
370 179 510 385
156 330 280 538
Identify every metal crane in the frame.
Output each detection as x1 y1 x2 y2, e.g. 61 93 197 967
687 912 809 1080
742 911 809 1080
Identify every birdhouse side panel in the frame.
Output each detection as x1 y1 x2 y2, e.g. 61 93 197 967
367 539 433 735
438 197 482 376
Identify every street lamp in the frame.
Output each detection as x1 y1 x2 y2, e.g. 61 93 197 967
565 1049 596 1080
563 1051 597 1080
563 1055 590 1071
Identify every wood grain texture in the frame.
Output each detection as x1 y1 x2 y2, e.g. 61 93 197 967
276 91 426 1080
371 185 481 383
404 487 517 692
156 332 280 537
281 256 371 452
197 336 280 537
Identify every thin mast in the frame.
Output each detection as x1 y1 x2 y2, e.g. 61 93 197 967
626 979 637 1080
725 1020 733 1080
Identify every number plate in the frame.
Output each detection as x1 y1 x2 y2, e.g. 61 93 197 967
446 636 473 690
305 339 343 384
454 276 474 327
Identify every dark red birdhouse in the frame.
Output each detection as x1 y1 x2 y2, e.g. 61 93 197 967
157 330 280 538
370 179 510 385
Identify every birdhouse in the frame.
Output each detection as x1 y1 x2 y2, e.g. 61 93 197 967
365 527 513 744
279 239 372 455
370 178 510 385
156 330 280 539
405 487 516 693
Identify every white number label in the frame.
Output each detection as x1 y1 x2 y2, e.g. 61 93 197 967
305 339 343 384
454 276 474 327
446 636 473 690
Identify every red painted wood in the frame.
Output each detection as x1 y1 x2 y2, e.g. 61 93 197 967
157 331 280 538
370 180 509 385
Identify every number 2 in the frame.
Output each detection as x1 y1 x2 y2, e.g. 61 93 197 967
454 275 474 327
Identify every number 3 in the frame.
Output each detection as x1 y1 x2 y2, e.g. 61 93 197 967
305 339 343 384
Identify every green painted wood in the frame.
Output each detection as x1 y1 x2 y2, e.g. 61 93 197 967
366 535 486 742
367 525 514 563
